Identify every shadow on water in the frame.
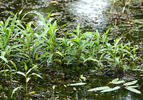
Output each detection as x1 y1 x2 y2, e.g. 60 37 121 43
0 0 143 100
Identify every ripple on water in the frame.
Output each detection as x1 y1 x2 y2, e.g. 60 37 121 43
66 0 111 30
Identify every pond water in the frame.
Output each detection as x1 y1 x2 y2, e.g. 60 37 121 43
66 0 110 30
0 0 111 31
0 0 143 100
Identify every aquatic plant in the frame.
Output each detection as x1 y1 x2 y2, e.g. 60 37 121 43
0 11 139 69
0 63 42 99
88 78 141 94
15 64 42 97
0 11 141 99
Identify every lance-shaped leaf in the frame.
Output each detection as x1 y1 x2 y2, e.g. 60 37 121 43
88 86 110 92
111 78 125 85
26 77 31 83
68 83 86 86
0 51 8 63
125 87 141 94
84 57 99 63
101 86 120 93
123 80 137 86
16 71 25 77
31 73 43 79
129 85 139 88
112 78 119 83
11 86 22 98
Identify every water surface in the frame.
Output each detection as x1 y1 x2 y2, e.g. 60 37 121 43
0 0 143 100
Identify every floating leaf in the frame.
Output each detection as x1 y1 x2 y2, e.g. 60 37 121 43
101 86 120 93
112 78 119 83
125 87 141 94
112 80 125 85
124 80 137 86
88 86 110 92
50 13 61 17
129 85 139 88
68 83 86 86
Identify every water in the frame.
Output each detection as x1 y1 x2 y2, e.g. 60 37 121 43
0 0 111 31
0 0 143 100
67 0 110 30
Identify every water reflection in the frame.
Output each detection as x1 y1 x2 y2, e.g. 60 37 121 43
0 0 111 30
0 1 143 99
119 93 140 100
67 0 111 29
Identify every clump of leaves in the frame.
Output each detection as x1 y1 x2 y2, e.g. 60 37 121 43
88 78 141 94
13 64 43 97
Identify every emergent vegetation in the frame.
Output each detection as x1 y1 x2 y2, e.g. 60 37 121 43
0 11 142 99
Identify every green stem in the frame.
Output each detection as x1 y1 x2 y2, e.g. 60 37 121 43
25 75 28 96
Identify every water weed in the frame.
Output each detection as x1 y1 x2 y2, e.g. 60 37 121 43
0 11 139 70
0 12 141 99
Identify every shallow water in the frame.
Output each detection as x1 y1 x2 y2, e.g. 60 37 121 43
0 0 111 30
67 0 110 29
0 0 143 100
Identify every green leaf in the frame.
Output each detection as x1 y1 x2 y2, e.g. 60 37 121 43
0 69 9 73
16 71 25 77
112 80 125 85
0 56 8 63
26 65 37 75
88 86 110 92
112 78 119 83
10 60 17 70
101 86 120 93
26 77 31 83
111 78 125 85
4 17 11 28
0 51 8 63
68 83 86 86
0 85 3 89
24 63 28 72
11 86 22 98
31 73 43 79
129 85 139 88
55 51 63 57
123 80 137 86
105 28 110 35
84 57 99 63
125 87 141 94
10 44 23 49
